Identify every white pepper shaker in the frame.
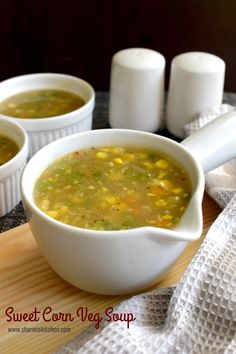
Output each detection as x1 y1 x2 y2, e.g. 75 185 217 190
109 48 165 132
166 52 225 138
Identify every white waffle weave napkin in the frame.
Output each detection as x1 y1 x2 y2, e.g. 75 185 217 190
56 105 236 354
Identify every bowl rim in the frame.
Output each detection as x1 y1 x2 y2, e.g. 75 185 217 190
21 128 205 241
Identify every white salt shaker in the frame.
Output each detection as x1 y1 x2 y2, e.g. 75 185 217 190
109 48 165 132
166 52 225 138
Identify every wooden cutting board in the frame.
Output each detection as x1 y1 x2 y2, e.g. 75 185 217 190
0 193 221 354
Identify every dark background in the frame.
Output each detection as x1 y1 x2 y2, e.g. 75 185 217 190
1 0 236 92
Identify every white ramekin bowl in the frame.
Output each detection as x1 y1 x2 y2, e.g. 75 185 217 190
0 117 28 216
0 73 95 157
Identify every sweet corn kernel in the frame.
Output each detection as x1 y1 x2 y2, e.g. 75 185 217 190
147 193 156 197
47 210 59 218
158 171 167 179
142 161 153 169
158 179 173 189
65 185 72 190
150 220 157 224
155 159 169 169
105 195 119 204
114 157 123 164
180 206 185 212
96 151 108 159
100 187 108 192
163 214 173 220
155 199 167 207
8 103 16 108
110 147 125 154
173 187 183 194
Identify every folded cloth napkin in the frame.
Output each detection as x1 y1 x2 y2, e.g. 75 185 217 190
56 105 236 354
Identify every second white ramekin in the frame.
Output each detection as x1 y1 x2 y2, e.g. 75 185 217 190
0 117 28 216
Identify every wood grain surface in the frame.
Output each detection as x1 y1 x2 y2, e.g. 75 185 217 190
0 193 221 354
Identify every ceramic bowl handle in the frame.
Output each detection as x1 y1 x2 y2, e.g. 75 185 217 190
181 111 236 173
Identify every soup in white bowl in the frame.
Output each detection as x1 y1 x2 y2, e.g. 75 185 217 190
0 73 95 157
21 113 236 294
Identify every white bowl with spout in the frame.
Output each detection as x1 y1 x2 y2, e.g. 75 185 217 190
21 112 236 295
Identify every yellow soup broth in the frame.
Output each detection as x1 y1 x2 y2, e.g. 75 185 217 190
34 146 192 230
0 135 19 165
0 89 85 118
